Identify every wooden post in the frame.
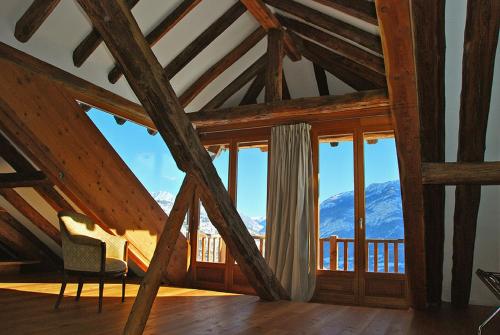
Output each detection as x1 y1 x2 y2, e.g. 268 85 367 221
319 239 324 269
394 242 399 273
329 235 337 271
265 29 284 102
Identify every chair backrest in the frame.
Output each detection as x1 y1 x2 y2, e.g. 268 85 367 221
58 210 108 241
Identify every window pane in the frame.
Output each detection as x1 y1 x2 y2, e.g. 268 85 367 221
318 135 355 271
197 146 229 263
364 134 405 273
237 142 268 255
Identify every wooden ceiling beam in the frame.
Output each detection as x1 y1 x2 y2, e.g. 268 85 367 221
179 27 266 107
240 0 301 61
240 71 265 105
279 14 385 75
264 0 382 54
376 0 427 309
313 63 330 96
72 0 140 67
162 2 247 82
298 35 386 90
422 162 500 185
202 55 267 110
265 29 284 102
312 0 378 25
411 0 446 306
14 0 61 43
75 0 288 306
0 172 49 189
108 0 202 83
452 0 499 308
282 70 291 100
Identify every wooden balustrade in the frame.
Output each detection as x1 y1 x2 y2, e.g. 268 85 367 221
319 236 404 273
197 233 265 263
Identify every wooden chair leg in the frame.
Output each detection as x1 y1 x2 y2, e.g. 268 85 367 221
54 271 67 309
98 275 104 313
75 277 84 301
121 273 126 303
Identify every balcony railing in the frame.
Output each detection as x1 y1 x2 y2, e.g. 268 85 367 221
319 236 405 273
197 233 265 263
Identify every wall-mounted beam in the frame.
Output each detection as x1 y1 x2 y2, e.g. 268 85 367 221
422 162 500 185
15 0 61 43
452 0 499 308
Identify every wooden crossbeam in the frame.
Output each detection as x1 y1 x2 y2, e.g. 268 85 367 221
125 176 195 334
279 14 385 75
240 0 301 61
0 172 48 188
202 55 267 110
312 0 378 25
452 0 499 308
298 35 385 90
162 2 247 82
240 71 265 105
108 0 202 83
422 162 500 185
376 0 427 309
179 27 266 107
411 0 446 306
75 0 288 307
313 63 329 96
264 0 382 54
73 0 140 67
14 0 60 43
265 29 284 102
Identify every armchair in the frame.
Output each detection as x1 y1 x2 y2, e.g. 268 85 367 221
55 210 128 312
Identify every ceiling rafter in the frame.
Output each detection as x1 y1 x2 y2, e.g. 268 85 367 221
264 0 382 54
240 0 301 61
0 171 49 189
73 0 140 67
313 63 330 96
108 0 202 83
14 0 61 43
312 0 378 25
240 70 265 105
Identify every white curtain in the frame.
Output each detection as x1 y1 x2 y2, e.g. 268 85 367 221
265 123 316 301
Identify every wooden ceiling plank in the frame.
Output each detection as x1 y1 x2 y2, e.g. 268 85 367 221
72 0 140 67
375 0 427 309
313 63 330 96
0 172 49 189
411 0 446 306
451 0 499 308
265 29 284 102
162 2 247 82
240 71 265 105
279 14 385 75
14 0 61 43
108 0 202 83
202 55 267 110
179 27 266 107
75 0 288 306
312 0 378 25
264 0 382 54
240 0 301 61
422 162 500 185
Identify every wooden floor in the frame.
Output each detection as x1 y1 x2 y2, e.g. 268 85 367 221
0 275 498 335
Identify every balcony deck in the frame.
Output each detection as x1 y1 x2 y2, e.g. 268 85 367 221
0 274 498 334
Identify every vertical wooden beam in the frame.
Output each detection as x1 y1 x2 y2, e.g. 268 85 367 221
375 0 427 309
14 0 61 42
411 0 446 306
313 63 329 96
265 29 284 102
452 0 499 308
75 0 287 305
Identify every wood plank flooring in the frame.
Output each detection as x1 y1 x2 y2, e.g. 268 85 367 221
0 275 498 334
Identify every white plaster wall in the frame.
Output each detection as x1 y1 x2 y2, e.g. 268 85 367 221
442 0 500 306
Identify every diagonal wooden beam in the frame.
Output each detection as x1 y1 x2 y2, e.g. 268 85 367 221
451 0 499 308
240 71 265 105
108 0 202 83
161 2 247 83
265 29 284 102
14 0 60 43
240 0 301 61
422 162 500 185
298 35 386 90
282 69 291 100
125 176 195 335
72 0 140 67
202 55 267 110
313 63 329 96
411 0 446 306
75 0 288 306
279 14 385 75
312 0 378 25
0 172 49 188
376 0 427 309
264 0 382 54
179 27 266 107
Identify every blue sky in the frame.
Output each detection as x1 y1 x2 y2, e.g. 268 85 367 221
89 109 399 218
